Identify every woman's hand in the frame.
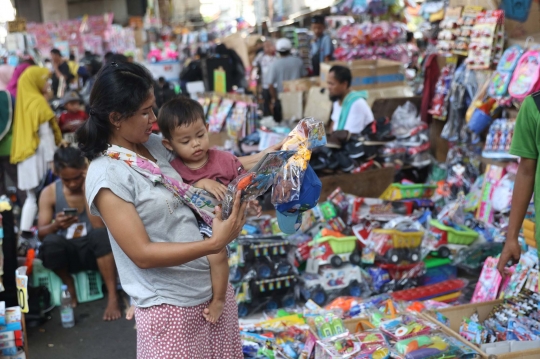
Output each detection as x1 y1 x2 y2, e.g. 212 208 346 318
209 191 247 253
194 179 228 201
497 237 521 277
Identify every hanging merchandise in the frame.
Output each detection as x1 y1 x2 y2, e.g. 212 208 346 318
453 6 484 57
482 118 517 159
442 63 478 142
437 7 463 55
466 10 505 70
333 22 408 62
428 64 456 120
488 45 524 98
508 49 540 101
208 98 234 133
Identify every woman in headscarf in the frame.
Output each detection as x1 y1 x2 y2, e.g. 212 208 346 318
0 65 17 197
6 59 35 99
10 66 62 236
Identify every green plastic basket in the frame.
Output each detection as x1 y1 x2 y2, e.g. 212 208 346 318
429 220 479 245
73 271 104 303
32 260 104 306
32 260 63 306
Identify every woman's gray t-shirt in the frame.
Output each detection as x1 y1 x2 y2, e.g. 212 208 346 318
85 134 212 308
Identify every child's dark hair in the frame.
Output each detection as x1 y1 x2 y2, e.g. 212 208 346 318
54 146 86 173
157 97 205 140
76 62 154 159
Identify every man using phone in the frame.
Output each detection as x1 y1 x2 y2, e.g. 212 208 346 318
37 147 121 321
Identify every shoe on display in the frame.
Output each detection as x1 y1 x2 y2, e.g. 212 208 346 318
336 150 355 172
326 130 351 149
344 140 365 159
360 117 396 144
409 151 432 168
310 151 328 171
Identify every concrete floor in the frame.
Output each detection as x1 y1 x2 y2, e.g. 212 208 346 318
27 297 136 359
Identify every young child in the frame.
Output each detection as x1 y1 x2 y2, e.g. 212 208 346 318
58 91 88 134
158 97 249 323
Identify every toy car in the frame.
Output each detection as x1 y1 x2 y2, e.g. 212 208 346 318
426 220 478 258
307 233 361 272
371 228 424 264
300 264 365 306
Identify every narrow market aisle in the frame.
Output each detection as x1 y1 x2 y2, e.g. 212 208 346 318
27 297 136 359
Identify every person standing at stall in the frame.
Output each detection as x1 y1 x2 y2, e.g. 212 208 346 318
253 41 276 116
11 66 62 237
498 93 540 280
268 38 306 120
50 49 74 98
310 15 334 76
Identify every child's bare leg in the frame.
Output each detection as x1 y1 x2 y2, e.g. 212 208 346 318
203 247 229 324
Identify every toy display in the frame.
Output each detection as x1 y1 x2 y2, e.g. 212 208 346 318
466 10 505 70
482 118 517 159
453 6 484 56
231 236 297 317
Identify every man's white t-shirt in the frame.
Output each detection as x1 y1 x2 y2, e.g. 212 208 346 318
331 97 374 134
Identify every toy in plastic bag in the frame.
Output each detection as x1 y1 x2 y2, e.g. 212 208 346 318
222 151 294 219
272 118 326 205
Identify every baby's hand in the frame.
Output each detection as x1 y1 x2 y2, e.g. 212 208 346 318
194 179 227 201
247 199 262 217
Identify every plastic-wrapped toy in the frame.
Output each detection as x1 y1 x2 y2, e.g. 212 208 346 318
222 150 293 219
379 316 432 341
272 118 326 205
369 218 424 264
306 231 362 271
394 335 450 359
300 264 368 306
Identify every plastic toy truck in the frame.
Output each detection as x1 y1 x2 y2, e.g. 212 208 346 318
371 228 424 264
300 264 365 306
306 229 361 273
426 220 479 258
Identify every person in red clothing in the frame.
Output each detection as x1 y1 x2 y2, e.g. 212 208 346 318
58 91 88 134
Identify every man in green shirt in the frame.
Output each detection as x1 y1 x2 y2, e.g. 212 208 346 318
498 93 540 276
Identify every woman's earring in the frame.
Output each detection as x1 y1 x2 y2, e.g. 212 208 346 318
116 127 120 131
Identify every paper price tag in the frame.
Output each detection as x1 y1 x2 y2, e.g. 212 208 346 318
15 267 28 313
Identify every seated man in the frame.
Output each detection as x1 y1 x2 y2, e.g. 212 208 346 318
37 146 120 321
327 65 374 135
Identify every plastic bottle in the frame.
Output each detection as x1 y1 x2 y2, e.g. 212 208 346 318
60 285 75 328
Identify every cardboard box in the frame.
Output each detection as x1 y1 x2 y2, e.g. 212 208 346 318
279 91 304 120
320 59 405 90
425 300 540 358
283 77 320 93
304 87 332 125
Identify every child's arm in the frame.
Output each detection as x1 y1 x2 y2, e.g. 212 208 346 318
497 158 535 275
194 179 227 201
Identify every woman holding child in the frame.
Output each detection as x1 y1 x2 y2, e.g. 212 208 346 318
76 61 279 358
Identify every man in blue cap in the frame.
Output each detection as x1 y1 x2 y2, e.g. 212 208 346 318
276 166 322 234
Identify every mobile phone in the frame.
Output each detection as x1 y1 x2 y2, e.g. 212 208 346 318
63 208 78 217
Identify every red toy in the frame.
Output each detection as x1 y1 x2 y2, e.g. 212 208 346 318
391 279 466 301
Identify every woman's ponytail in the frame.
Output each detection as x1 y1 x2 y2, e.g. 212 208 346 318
76 111 110 160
